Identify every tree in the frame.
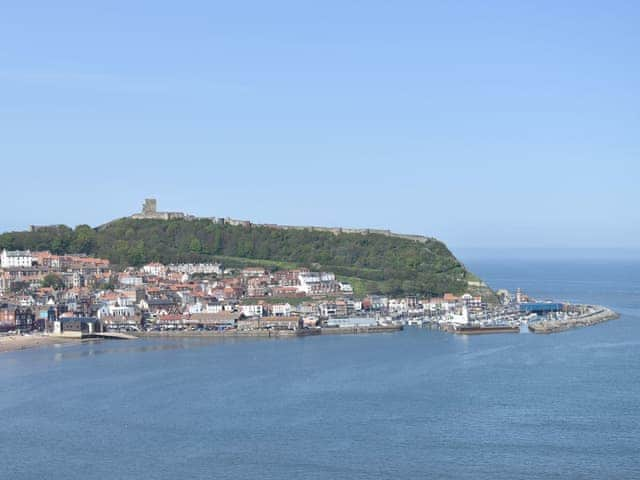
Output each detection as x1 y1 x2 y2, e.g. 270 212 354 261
0 217 480 298
189 238 202 253
41 274 65 290
72 225 96 253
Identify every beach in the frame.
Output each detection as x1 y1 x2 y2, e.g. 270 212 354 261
0 334 75 353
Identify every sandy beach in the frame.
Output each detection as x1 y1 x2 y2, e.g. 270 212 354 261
0 334 76 354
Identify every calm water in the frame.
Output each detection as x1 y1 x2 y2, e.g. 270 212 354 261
1 259 639 479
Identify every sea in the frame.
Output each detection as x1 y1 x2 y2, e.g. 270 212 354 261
1 254 639 479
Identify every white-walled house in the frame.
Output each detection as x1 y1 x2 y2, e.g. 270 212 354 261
1 249 34 268
271 303 292 317
240 304 263 317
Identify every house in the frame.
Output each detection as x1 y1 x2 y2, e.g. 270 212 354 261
119 275 143 287
241 267 266 278
270 303 292 317
142 298 182 315
152 314 184 329
1 249 34 268
237 315 302 331
297 272 340 295
183 312 240 329
142 262 167 278
0 304 36 332
240 304 263 317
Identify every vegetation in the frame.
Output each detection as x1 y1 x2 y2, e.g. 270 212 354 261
0 219 478 297
41 273 65 290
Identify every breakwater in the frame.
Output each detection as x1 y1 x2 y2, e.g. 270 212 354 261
528 306 619 334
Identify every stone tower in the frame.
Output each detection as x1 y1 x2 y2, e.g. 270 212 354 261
142 198 157 216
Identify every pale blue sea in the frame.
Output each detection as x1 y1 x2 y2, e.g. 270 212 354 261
1 256 639 479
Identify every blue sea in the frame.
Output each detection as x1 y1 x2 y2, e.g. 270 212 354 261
1 256 639 479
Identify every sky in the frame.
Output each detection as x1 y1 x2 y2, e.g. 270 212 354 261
1 1 638 250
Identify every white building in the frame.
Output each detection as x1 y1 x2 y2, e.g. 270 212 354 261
204 303 236 313
0 275 9 295
119 275 143 287
97 303 136 319
271 303 292 317
1 249 34 268
339 282 353 294
240 304 263 317
142 262 167 278
297 272 337 295
326 317 378 328
189 302 204 314
388 299 408 313
167 263 222 275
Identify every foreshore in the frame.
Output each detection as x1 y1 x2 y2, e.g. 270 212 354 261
0 334 76 354
0 325 403 353
528 306 619 334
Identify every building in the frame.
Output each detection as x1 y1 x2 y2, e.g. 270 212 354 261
119 275 144 287
297 272 340 295
53 317 100 335
325 317 378 328
183 312 239 329
519 302 564 314
241 267 266 278
0 303 35 332
240 304 264 317
1 249 34 268
101 314 142 331
167 263 222 275
237 315 302 331
142 262 167 278
131 198 187 220
271 303 292 317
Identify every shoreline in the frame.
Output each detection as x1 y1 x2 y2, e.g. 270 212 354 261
0 325 404 354
133 324 403 339
1 307 624 354
0 334 77 354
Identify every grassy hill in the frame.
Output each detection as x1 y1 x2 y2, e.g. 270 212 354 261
0 218 492 298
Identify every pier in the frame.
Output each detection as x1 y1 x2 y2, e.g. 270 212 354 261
528 306 619 334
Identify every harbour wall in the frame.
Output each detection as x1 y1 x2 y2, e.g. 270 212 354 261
528 306 619 334
134 325 402 339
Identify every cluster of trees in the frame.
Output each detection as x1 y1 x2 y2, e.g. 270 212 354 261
0 219 473 296
41 273 65 290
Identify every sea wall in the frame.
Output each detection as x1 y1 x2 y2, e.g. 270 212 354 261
134 325 402 339
528 306 619 334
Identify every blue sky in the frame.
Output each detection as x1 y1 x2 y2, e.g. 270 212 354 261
1 1 638 249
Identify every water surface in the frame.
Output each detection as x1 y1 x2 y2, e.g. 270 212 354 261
1 259 639 479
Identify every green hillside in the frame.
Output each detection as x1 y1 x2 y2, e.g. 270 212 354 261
0 219 490 298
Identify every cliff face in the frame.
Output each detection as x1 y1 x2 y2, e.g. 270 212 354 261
0 218 493 299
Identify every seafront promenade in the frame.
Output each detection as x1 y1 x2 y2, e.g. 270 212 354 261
134 324 403 339
0 325 404 353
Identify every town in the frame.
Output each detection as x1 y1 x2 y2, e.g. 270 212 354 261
0 247 618 342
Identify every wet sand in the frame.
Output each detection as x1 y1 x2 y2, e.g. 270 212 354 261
0 334 76 353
